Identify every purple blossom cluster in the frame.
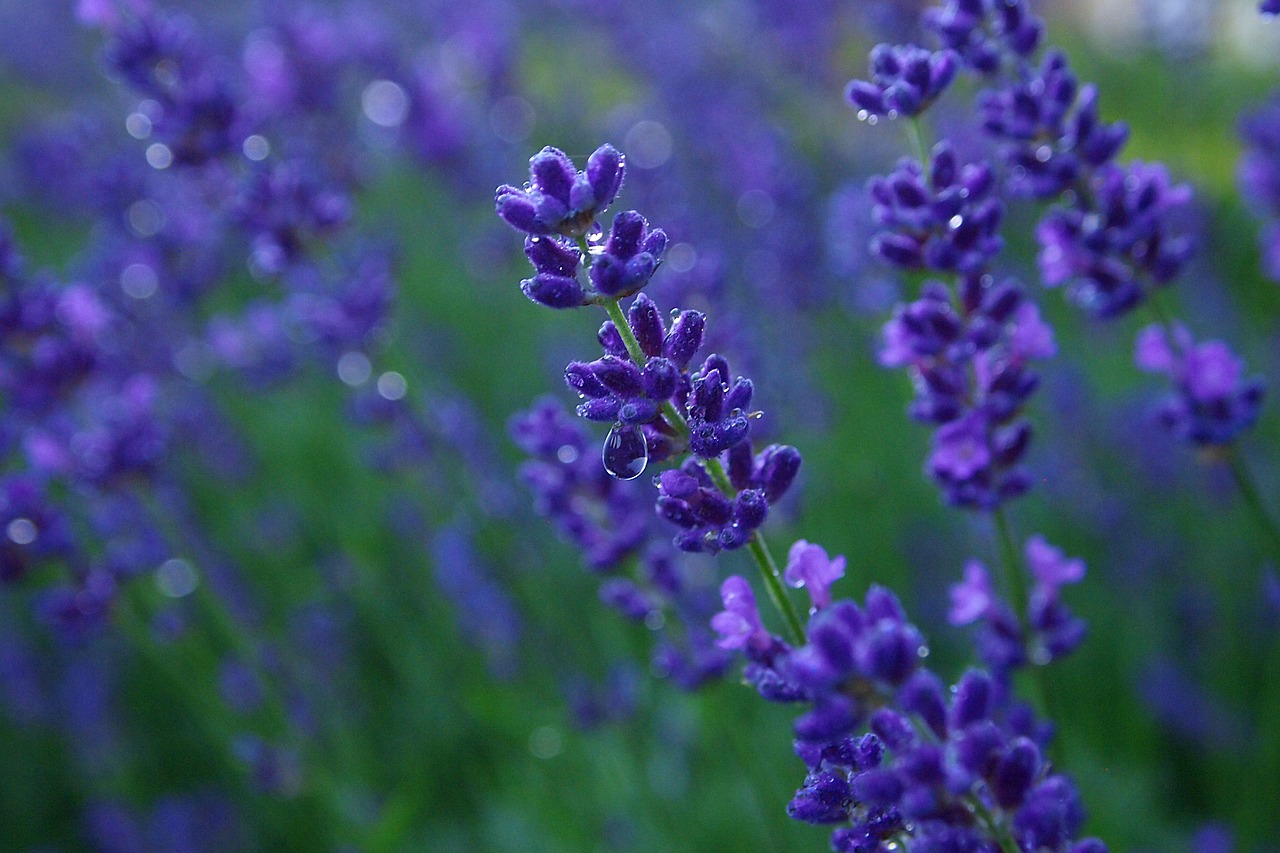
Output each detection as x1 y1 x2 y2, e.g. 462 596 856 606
880 276 1056 509
1134 324 1265 446
852 0 1266 471
858 131 1054 508
949 536 1088 673
711 546 1102 853
498 147 803 555
496 131 1114 850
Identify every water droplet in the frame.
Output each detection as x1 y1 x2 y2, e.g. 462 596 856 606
602 422 648 480
856 109 869 122
669 308 681 319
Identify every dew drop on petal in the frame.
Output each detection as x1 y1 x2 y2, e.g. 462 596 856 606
602 422 648 480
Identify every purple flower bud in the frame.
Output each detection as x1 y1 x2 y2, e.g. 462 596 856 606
663 310 706 369
586 144 625 209
759 445 802 501
994 738 1041 809
521 274 585 309
628 294 665 357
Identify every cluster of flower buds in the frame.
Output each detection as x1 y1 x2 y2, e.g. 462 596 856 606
846 44 959 120
1135 324 1265 446
498 146 667 309
949 536 1088 673
868 143 1004 274
880 275 1055 509
978 51 1128 200
1037 163 1195 319
710 544 1104 853
495 145 625 238
924 0 1043 73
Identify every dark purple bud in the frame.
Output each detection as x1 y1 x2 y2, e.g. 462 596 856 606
656 468 699 499
618 399 658 425
993 738 1041 809
641 358 679 400
794 695 859 743
859 624 921 683
590 254 629 296
787 772 852 825
853 734 883 771
723 377 753 414
496 186 540 233
565 362 610 398
873 233 924 267
950 669 994 729
530 147 576 204
692 491 733 526
717 524 751 550
760 445 802 501
656 496 698 528
733 489 768 529
869 708 916 750
524 235 580 276
851 769 903 807
521 274 585 309
901 743 946 787
931 144 958 187
598 321 628 358
847 80 886 114
586 144 624 209
864 585 906 622
641 229 668 257
727 440 755 491
689 416 749 458
663 311 706 369
954 720 1005 776
628 294 665 357
899 670 948 738
591 356 643 397
576 397 621 422
606 211 646 258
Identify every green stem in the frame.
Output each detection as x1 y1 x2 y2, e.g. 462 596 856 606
747 532 806 647
907 117 930 164
992 507 1053 725
992 508 1027 619
1226 446 1280 564
600 297 804 646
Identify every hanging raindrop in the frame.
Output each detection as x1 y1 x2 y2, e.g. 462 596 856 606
602 422 648 480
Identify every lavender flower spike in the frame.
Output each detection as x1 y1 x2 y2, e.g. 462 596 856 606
495 144 625 238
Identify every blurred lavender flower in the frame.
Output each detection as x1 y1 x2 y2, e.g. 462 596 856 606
846 44 959 120
1135 324 1264 446
430 524 522 680
1239 94 1280 282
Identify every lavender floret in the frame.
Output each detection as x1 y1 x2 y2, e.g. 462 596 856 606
847 44 959 119
495 144 626 238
